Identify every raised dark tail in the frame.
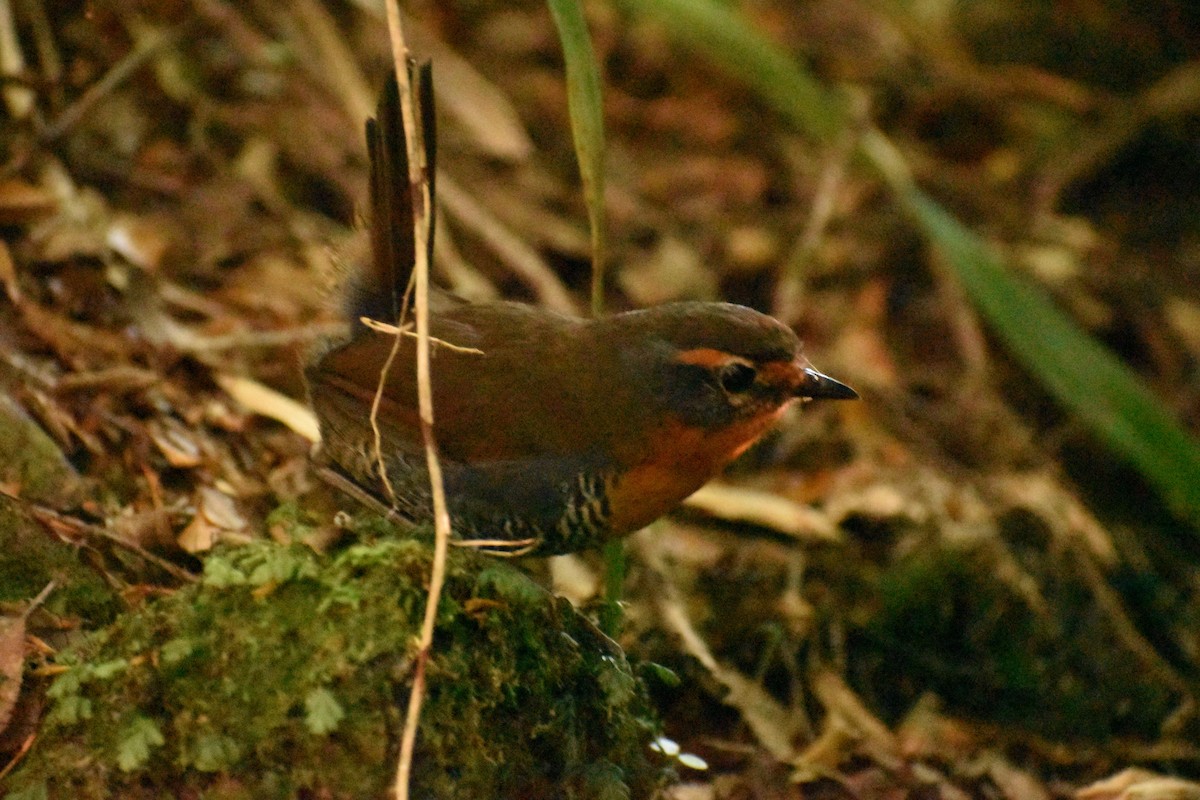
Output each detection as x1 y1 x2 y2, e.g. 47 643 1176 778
353 61 437 327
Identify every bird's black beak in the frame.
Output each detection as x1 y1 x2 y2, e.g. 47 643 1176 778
795 367 858 401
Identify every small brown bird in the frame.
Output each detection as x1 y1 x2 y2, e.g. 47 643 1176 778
307 66 856 555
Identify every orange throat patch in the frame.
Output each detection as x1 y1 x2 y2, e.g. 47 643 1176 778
605 403 792 536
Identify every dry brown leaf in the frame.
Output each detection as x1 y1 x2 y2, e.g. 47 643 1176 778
618 234 718 305
0 179 57 226
1165 298 1200 358
724 225 781 274
1078 769 1200 800
437 172 579 315
0 582 54 739
27 181 111 263
56 365 161 393
810 670 897 757
1079 769 1159 800
177 512 217 554
0 240 19 303
214 373 320 443
198 486 247 532
177 511 217 554
984 753 1051 800
664 784 715 800
149 418 205 468
6 237 129 364
106 213 174 272
406 15 534 161
684 483 842 544
11 293 134 361
0 614 26 736
178 486 249 554
895 694 978 763
1122 779 1200 800
548 554 599 606
990 471 1117 564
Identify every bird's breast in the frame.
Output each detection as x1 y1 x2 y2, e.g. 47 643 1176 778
604 403 791 535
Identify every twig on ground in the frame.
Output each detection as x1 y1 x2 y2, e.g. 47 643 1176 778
15 498 198 584
635 533 801 761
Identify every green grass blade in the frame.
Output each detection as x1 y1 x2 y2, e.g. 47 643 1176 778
899 188 1200 526
547 0 625 626
547 0 608 317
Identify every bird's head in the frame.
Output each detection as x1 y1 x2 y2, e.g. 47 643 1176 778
609 302 857 434
589 301 857 534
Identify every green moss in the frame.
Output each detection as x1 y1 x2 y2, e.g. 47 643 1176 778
859 542 1177 738
6 537 668 799
0 499 120 624
0 395 80 507
263 502 326 546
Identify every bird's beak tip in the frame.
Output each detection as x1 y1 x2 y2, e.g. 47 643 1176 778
796 367 859 401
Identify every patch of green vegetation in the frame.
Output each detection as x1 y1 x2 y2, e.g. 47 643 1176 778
6 536 668 799
0 395 80 508
858 538 1178 738
0 499 120 625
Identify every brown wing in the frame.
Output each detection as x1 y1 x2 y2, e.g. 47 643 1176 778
309 302 640 466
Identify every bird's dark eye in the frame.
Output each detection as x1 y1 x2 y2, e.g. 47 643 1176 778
718 362 757 393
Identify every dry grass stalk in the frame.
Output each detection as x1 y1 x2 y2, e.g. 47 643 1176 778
374 5 451 799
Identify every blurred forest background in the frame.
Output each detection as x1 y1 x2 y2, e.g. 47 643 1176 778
2 0 1200 798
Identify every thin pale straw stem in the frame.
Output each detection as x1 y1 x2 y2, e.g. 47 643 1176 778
381 4 452 799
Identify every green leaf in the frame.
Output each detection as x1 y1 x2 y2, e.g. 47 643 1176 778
160 637 198 665
201 555 247 588
614 0 844 141
316 581 363 613
116 714 165 772
897 188 1200 527
303 687 345 735
3 782 49 800
546 0 608 315
245 546 318 587
89 658 129 680
189 732 241 772
596 656 636 706
46 694 91 726
45 668 83 699
476 564 546 607
640 661 681 688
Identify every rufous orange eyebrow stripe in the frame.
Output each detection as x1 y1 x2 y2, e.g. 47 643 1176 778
675 348 747 368
758 359 804 385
